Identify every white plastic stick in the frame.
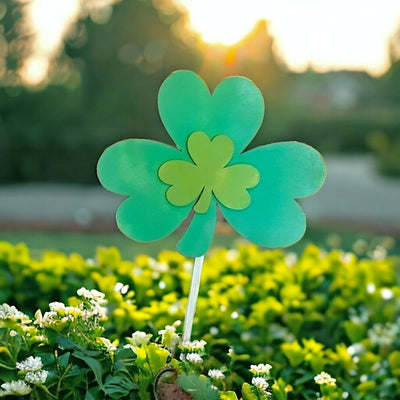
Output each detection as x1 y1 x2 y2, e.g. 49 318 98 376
183 255 205 343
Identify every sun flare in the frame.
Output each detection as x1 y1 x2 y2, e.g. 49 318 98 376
179 0 268 46
178 0 400 75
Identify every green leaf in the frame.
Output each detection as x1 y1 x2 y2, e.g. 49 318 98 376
72 351 105 390
188 131 234 168
177 199 217 257
281 341 306 367
57 352 70 370
220 391 239 400
158 70 265 156
213 164 259 210
159 159 204 206
241 383 258 400
159 131 259 214
271 379 289 400
84 392 96 400
343 321 366 343
389 351 400 376
84 387 102 400
221 142 326 248
104 374 138 398
146 343 170 376
177 374 219 400
97 139 192 242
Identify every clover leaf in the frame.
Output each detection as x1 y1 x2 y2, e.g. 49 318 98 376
97 70 326 257
158 131 260 214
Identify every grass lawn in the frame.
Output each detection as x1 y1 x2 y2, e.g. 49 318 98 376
0 225 398 259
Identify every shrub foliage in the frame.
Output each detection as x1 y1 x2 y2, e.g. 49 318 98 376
0 241 399 399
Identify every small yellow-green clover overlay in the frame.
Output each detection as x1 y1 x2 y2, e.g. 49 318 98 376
97 70 326 257
159 131 260 214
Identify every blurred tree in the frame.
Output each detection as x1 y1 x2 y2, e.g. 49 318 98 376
198 20 284 94
382 21 400 104
0 0 201 183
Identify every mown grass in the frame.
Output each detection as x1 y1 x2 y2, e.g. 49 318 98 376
0 225 398 259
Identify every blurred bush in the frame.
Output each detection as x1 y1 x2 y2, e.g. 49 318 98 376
368 131 400 177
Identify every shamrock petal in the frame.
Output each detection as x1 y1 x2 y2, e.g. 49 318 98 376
159 160 204 206
158 70 264 155
97 140 192 241
214 164 260 210
220 142 326 247
187 131 234 168
177 199 217 257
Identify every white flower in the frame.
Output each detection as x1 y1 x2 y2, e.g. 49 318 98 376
130 331 151 346
252 377 269 391
114 282 129 295
182 339 207 352
88 302 107 319
16 356 43 372
34 310 58 327
77 287 107 304
250 363 272 376
0 380 32 396
225 249 238 262
96 337 117 352
25 370 48 385
208 369 225 380
158 325 176 336
380 288 394 300
368 323 398 347
49 302 66 312
9 330 17 337
147 257 169 272
285 252 297 267
366 283 376 294
347 343 365 356
182 353 203 363
158 320 181 335
314 371 336 386
0 304 29 322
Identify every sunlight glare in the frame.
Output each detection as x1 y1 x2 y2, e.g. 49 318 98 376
178 0 400 75
20 0 80 85
19 56 49 86
180 0 268 45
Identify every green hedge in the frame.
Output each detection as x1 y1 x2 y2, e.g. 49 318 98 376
0 242 399 399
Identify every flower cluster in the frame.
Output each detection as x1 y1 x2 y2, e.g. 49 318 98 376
180 339 207 364
158 320 181 352
0 356 48 397
314 371 337 387
0 304 30 323
129 331 152 346
249 363 273 397
368 322 399 348
208 369 225 380
34 288 108 333
0 381 32 397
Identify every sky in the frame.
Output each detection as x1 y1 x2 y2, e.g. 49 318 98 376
178 0 400 76
21 0 400 85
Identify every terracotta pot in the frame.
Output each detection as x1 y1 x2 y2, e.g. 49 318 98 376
153 366 194 400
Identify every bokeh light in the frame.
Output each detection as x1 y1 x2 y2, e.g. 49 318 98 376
178 0 400 75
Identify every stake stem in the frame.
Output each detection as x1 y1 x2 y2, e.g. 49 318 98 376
183 255 204 343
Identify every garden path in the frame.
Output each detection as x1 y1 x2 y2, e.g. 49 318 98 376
0 155 399 232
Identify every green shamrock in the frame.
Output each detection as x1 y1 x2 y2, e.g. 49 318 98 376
158 131 260 214
97 70 326 257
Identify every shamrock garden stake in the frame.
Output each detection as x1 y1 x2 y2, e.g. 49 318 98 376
97 70 326 342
